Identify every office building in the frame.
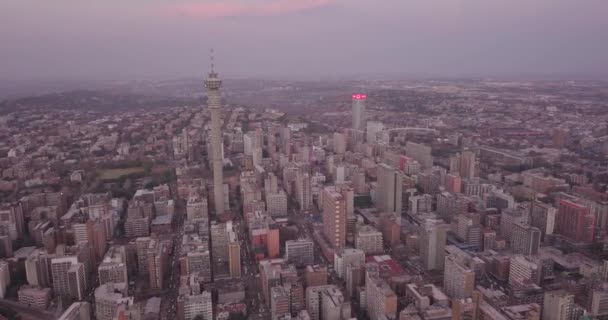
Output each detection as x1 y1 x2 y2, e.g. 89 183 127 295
355 225 384 255
352 93 366 131
51 256 80 298
178 290 213 320
556 199 594 243
18 285 52 309
98 246 128 285
443 253 475 299
321 286 351 320
511 223 541 255
266 191 288 217
95 283 133 320
509 255 540 286
376 163 403 214
405 142 433 169
334 248 365 279
0 261 9 299
228 230 241 279
419 219 449 271
271 285 291 320
366 264 397 320
286 239 314 267
543 290 573 320
321 187 346 250
295 172 313 211
530 201 556 240
67 263 86 301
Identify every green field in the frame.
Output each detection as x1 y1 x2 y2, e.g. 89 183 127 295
99 167 145 180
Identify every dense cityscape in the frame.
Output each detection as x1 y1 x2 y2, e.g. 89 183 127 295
0 61 606 320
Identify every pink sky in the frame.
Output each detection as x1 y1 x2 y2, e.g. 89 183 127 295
166 0 334 18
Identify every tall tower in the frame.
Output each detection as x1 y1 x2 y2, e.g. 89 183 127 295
352 94 366 131
205 50 225 215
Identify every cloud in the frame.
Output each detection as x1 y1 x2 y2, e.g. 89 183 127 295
163 0 334 18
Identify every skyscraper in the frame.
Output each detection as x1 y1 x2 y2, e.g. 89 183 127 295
511 222 541 255
352 94 366 131
556 199 594 243
205 52 225 215
321 187 346 250
376 163 403 214
419 219 449 271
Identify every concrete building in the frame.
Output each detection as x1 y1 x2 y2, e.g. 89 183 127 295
205 55 226 215
228 230 241 279
543 290 573 320
295 172 313 211
0 261 9 299
509 255 540 286
305 265 328 287
556 199 595 243
98 246 128 285
18 285 52 309
25 251 52 288
135 237 152 275
510 223 541 256
321 286 350 320
405 142 433 169
67 263 86 301
443 253 475 299
266 191 288 217
51 256 80 299
530 201 556 240
419 219 449 271
352 93 366 131
321 187 346 250
148 239 170 290
286 239 314 267
376 163 403 215
355 225 384 255
366 264 397 320
94 283 133 320
271 285 291 320
178 290 213 320
334 248 365 279
305 285 333 320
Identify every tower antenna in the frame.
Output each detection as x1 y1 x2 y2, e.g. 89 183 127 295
210 48 215 73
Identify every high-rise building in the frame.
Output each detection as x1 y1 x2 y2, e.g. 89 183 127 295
321 286 351 320
305 285 333 320
419 219 449 271
266 191 288 217
443 253 475 299
25 252 52 288
67 263 86 301
508 255 540 286
333 133 346 154
450 150 477 179
0 261 9 299
500 208 528 241
148 239 170 290
295 172 313 211
135 237 152 275
366 121 383 144
530 200 556 240
334 248 365 279
178 290 213 320
405 142 433 169
408 194 433 215
305 265 328 287
354 225 383 255
98 246 128 285
321 187 346 250
51 256 80 299
0 204 24 241
352 94 366 131
376 163 403 215
271 285 291 320
511 223 541 255
365 263 397 320
543 290 573 320
556 199 595 243
94 283 133 320
205 55 225 215
286 239 314 267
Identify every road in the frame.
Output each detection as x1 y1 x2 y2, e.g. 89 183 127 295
160 181 186 320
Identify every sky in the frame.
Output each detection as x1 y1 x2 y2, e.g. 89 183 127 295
1 0 608 80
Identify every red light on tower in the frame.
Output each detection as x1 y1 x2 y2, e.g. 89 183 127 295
352 94 367 101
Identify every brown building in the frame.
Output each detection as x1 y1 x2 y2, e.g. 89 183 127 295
305 265 328 288
321 187 346 250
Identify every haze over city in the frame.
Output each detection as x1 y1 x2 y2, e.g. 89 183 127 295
2 0 608 80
